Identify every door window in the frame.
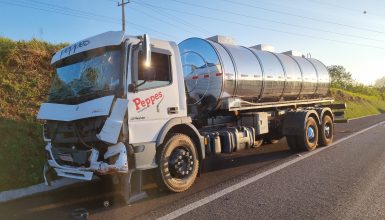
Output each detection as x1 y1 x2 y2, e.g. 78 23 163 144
137 52 172 90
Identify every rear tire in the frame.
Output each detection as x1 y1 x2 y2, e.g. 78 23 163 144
155 133 199 193
319 115 334 146
296 117 319 151
286 135 298 152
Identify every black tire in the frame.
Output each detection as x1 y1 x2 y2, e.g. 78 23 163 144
155 133 199 193
296 117 319 151
319 115 334 146
286 135 298 152
264 138 281 144
253 138 263 148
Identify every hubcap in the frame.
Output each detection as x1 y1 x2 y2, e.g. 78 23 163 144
324 124 331 137
307 126 315 141
169 148 194 178
324 123 332 138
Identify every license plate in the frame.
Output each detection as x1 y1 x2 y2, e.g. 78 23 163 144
58 153 73 162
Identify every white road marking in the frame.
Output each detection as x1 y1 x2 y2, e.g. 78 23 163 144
157 120 385 220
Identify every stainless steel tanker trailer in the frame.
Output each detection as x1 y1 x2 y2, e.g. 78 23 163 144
38 31 346 203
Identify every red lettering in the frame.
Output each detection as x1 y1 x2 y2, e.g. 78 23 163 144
145 98 151 106
133 91 164 111
133 98 141 110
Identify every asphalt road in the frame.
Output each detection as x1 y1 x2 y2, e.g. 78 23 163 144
1 114 385 220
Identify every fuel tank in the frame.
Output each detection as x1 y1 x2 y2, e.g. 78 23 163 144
178 37 330 113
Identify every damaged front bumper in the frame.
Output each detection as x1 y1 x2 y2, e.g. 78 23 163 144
44 142 129 181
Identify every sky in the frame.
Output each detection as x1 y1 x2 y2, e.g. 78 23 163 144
0 0 384 85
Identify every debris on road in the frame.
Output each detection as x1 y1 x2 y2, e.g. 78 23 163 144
70 208 89 220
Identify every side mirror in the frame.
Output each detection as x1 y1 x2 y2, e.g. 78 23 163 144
128 83 136 93
143 34 151 68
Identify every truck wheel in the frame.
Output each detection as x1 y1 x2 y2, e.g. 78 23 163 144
155 133 199 193
253 138 263 148
264 138 280 144
297 117 319 151
286 135 298 152
319 115 334 146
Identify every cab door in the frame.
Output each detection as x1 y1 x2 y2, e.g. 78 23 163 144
126 43 183 144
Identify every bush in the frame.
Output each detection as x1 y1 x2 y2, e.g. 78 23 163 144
0 37 67 121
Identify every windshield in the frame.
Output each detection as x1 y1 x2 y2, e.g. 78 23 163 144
48 48 122 103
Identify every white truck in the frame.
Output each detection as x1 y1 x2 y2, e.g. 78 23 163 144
38 31 345 203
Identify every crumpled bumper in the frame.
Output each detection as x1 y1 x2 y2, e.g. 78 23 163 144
46 142 129 181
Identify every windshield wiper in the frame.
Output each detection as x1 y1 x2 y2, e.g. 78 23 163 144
74 87 116 100
75 86 94 96
47 92 76 103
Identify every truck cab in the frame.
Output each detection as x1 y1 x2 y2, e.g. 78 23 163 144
38 31 203 203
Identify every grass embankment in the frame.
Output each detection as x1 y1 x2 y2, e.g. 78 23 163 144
0 37 66 191
331 88 385 119
0 118 45 191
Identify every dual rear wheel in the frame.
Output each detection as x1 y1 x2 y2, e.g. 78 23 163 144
287 115 334 152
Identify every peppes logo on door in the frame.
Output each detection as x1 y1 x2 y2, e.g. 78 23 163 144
132 91 163 112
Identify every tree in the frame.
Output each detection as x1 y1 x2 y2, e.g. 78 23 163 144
374 76 385 88
327 65 353 89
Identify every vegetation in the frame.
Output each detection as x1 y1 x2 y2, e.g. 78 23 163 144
374 76 385 89
0 37 66 191
331 88 385 119
327 65 385 119
0 118 46 191
0 37 67 121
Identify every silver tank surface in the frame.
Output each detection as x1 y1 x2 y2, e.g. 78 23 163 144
178 37 330 113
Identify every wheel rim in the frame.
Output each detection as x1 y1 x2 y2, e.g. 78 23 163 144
307 126 316 142
168 147 194 179
324 122 332 139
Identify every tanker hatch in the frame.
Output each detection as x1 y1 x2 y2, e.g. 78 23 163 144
282 50 303 57
250 44 275 52
206 35 236 45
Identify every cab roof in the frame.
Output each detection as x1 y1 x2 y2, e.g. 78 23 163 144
51 31 125 65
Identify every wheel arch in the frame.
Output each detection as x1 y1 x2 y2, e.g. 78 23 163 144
317 107 334 122
156 117 205 173
307 109 321 124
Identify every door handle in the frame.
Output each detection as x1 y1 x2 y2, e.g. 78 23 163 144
167 107 179 114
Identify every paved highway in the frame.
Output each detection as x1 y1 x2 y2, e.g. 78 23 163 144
1 114 385 220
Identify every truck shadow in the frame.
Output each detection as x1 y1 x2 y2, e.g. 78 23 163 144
1 142 295 220
202 145 292 173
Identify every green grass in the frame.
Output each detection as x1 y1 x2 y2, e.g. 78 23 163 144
331 88 385 119
0 37 64 191
0 118 46 191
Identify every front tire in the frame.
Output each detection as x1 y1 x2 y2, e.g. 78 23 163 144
286 135 298 152
155 133 199 192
